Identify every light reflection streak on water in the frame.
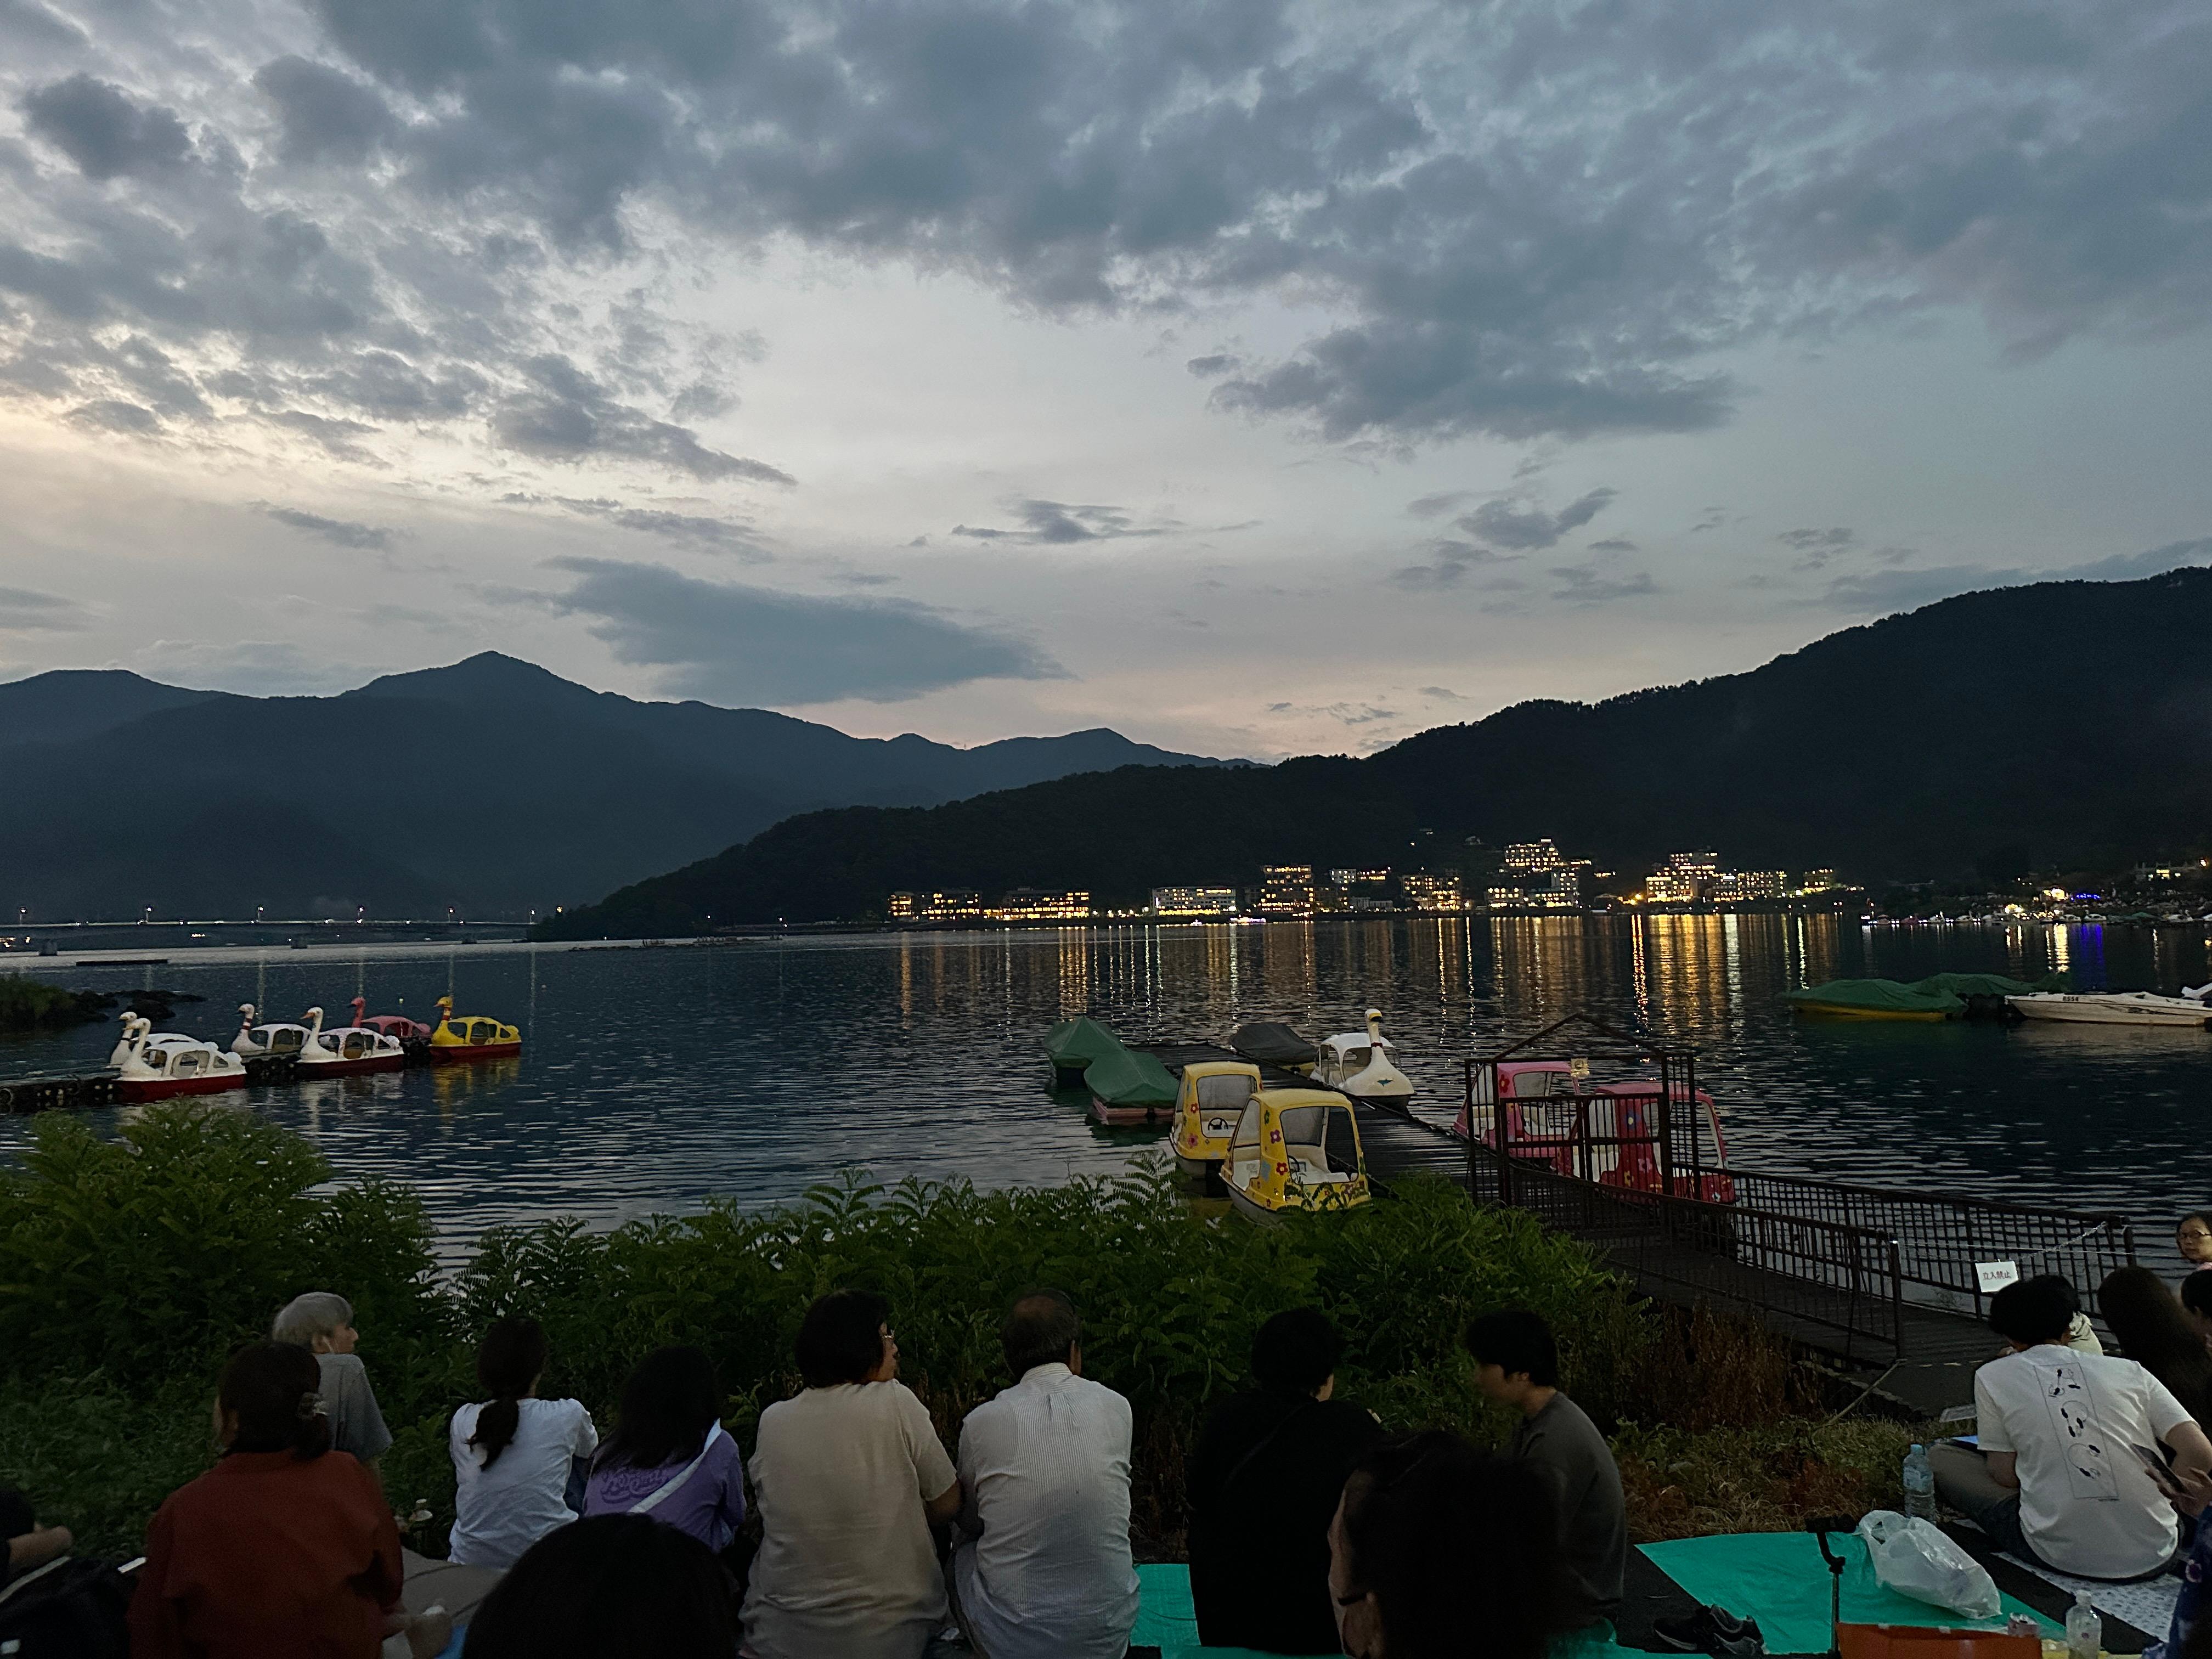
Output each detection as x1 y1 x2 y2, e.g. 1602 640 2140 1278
1 918 2207 1256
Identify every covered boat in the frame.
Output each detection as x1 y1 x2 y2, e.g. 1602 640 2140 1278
1230 1021 1318 1073
1783 979 1963 1020
1046 1017 1125 1087
230 1003 311 1058
429 996 522 1063
1224 1088 1371 1221
2010 990 2212 1029
1311 1009 1412 1102
1085 1045 1180 1125
297 1006 407 1075
1170 1059 1261 1180
114 1014 248 1102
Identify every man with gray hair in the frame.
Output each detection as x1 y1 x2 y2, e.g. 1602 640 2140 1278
272 1291 392 1465
951 1290 1137 1659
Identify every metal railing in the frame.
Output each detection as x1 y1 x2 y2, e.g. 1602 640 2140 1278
1465 1140 1908 1362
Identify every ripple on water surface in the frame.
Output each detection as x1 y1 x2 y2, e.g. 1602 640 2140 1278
3 916 2207 1254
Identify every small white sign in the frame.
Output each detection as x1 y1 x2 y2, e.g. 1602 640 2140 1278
1977 1260 2022 1294
1570 1057 1592 1079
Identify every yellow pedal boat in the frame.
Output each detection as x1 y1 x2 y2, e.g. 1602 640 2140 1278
429 996 522 1063
1171 1059 1261 1181
1225 1087 1372 1221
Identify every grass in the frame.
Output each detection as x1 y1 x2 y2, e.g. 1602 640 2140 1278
0 1102 1918 1560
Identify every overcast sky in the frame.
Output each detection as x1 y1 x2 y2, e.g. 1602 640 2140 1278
3 0 2209 759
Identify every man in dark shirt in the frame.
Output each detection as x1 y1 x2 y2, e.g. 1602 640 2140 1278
1466 1309 1626 1629
1187 1308 1385 1653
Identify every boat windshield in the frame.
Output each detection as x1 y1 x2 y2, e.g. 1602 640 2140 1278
1195 1074 1254 1111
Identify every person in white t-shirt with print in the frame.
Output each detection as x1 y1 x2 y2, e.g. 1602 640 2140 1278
1931 1274 2212 1579
448 1316 600 1570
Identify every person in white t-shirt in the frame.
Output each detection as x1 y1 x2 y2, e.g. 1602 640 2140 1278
741 1290 963 1659
951 1290 1138 1659
1931 1275 2212 1579
448 1316 600 1570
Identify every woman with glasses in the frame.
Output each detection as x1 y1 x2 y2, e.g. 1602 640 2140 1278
2179 1214 2212 1282
740 1290 963 1659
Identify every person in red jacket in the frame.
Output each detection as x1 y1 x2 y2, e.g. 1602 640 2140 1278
129 1341 450 1659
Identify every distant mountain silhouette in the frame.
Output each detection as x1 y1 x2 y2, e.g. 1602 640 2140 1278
0 655 1238 919
538 567 2212 935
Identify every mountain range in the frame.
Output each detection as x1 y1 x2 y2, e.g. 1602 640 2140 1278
0 654 1237 919
539 567 2212 935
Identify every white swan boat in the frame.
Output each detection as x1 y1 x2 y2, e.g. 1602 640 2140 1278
111 1013 249 1101
2008 988 2212 1029
1311 1009 1413 1102
296 1005 407 1075
231 1003 311 1058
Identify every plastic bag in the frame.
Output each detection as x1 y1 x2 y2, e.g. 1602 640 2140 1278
1857 1510 2002 1620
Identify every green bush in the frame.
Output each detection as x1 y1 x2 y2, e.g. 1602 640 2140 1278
2 1105 1830 1561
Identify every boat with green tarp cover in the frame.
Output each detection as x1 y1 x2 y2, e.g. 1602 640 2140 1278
1906 972 2065 998
1784 978 1963 1020
1083 1044 1179 1125
1045 1016 1125 1086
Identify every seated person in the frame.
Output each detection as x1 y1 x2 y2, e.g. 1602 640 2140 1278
2180 1214 2212 1283
1187 1307 1384 1654
741 1289 962 1659
1329 1431 1569 1659
2102 1267 2212 1423
2 1486 71 1584
952 1291 1138 1659
272 1291 393 1464
129 1341 451 1659
1932 1274 2212 1578
462 1513 739 1659
1465 1309 1626 1629
448 1316 599 1570
2182 1271 2212 1351
583 1345 746 1553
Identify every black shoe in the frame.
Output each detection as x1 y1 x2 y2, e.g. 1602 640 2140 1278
1650 1602 1767 1656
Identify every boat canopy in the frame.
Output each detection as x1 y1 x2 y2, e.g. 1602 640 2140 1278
1906 972 2066 997
1231 1021 1318 1069
1046 1017 1125 1073
1784 978 1964 1016
1084 1044 1178 1107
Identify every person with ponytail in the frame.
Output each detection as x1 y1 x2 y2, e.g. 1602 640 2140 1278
448 1315 600 1569
129 1341 453 1658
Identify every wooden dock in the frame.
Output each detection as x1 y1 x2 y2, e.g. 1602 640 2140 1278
2 1052 304 1114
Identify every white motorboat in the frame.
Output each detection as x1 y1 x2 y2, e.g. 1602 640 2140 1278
111 1013 248 1101
2009 989 2212 1029
296 1005 407 1075
1312 1008 1414 1102
231 1003 311 1058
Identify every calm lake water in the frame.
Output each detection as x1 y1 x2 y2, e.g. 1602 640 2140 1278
4 916 2209 1255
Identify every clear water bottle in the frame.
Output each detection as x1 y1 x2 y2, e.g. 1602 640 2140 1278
1902 1442 1936 1520
2067 1588 2101 1658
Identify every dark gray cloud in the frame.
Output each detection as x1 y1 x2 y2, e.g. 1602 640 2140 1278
20 75 192 179
949 499 1164 546
1779 527 1855 569
1822 538 2212 612
1389 540 1516 591
1459 488 1618 551
252 57 395 165
2 0 2211 469
1551 563 1657 604
504 492 772 558
66 398 159 435
0 584 92 630
1585 537 1638 552
493 357 793 484
1406 492 1473 520
254 503 393 549
541 556 1063 704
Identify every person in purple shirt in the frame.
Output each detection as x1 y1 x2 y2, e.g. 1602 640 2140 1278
582 1346 746 1553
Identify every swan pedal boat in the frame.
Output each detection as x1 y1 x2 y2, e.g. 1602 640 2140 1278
1224 1088 1372 1221
111 1014 249 1102
231 1005 312 1058
2008 989 2212 1029
430 996 522 1063
296 1005 408 1075
1310 1009 1414 1103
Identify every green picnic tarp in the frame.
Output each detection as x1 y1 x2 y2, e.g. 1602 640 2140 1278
1045 1016 1126 1075
1909 971 2066 997
1083 1043 1178 1107
1783 978 1964 1015
1638 1532 2056 1654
